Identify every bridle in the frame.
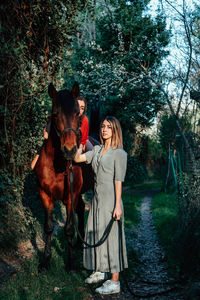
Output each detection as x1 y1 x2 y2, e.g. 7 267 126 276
54 125 80 138
53 122 81 146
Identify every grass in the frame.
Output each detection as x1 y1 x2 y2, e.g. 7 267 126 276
0 190 142 300
121 191 143 279
123 192 142 228
134 180 163 190
0 231 91 300
152 192 180 276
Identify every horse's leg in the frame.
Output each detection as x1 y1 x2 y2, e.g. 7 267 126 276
39 189 54 271
64 166 83 270
64 209 75 271
76 194 85 248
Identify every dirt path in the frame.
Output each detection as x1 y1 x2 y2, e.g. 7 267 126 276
94 192 184 300
125 195 183 299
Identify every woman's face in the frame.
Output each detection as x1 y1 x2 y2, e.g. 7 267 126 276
78 100 85 116
101 120 112 141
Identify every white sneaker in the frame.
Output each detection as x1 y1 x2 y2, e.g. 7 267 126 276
95 279 120 294
85 271 106 284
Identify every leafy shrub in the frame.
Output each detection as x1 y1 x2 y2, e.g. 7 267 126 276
152 192 180 275
126 155 147 186
0 170 36 250
175 174 200 276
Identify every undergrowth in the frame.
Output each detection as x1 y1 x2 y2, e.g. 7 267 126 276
0 190 141 299
0 231 90 300
123 192 142 228
152 192 180 277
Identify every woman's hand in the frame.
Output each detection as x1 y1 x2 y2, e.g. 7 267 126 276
77 145 83 156
114 180 122 220
74 147 86 163
79 144 83 153
113 205 122 221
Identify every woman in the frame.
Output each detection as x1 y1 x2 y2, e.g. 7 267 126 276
74 116 128 295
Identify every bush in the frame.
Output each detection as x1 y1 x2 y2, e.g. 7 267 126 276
152 192 180 275
175 174 200 276
153 174 200 278
0 170 37 251
126 155 147 186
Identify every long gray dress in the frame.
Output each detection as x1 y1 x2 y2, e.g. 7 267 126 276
83 145 128 273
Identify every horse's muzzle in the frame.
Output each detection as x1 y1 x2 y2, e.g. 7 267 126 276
62 145 77 160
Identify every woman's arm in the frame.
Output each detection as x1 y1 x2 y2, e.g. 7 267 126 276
74 148 87 163
113 180 122 220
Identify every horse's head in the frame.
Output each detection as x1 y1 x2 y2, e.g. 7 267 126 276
48 82 80 160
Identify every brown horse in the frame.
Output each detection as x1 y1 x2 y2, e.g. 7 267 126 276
35 82 92 271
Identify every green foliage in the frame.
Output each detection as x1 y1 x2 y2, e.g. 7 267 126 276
126 155 147 186
134 180 163 190
0 190 140 298
123 192 142 228
146 135 165 178
64 0 170 152
0 0 87 169
0 170 32 250
0 0 87 251
148 135 164 161
175 173 200 276
152 192 180 276
0 234 91 300
158 114 192 154
0 169 45 251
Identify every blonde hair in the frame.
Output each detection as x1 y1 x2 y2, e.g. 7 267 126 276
100 116 123 149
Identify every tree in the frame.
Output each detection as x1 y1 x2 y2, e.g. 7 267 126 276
0 0 87 250
141 0 200 176
0 0 87 174
64 0 170 152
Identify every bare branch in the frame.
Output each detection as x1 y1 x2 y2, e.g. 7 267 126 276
141 64 197 175
163 0 193 117
164 0 184 18
176 0 193 116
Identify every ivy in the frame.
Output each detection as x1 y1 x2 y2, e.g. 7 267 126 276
0 0 88 250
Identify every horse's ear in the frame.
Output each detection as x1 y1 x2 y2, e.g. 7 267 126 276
48 83 57 101
71 81 80 99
